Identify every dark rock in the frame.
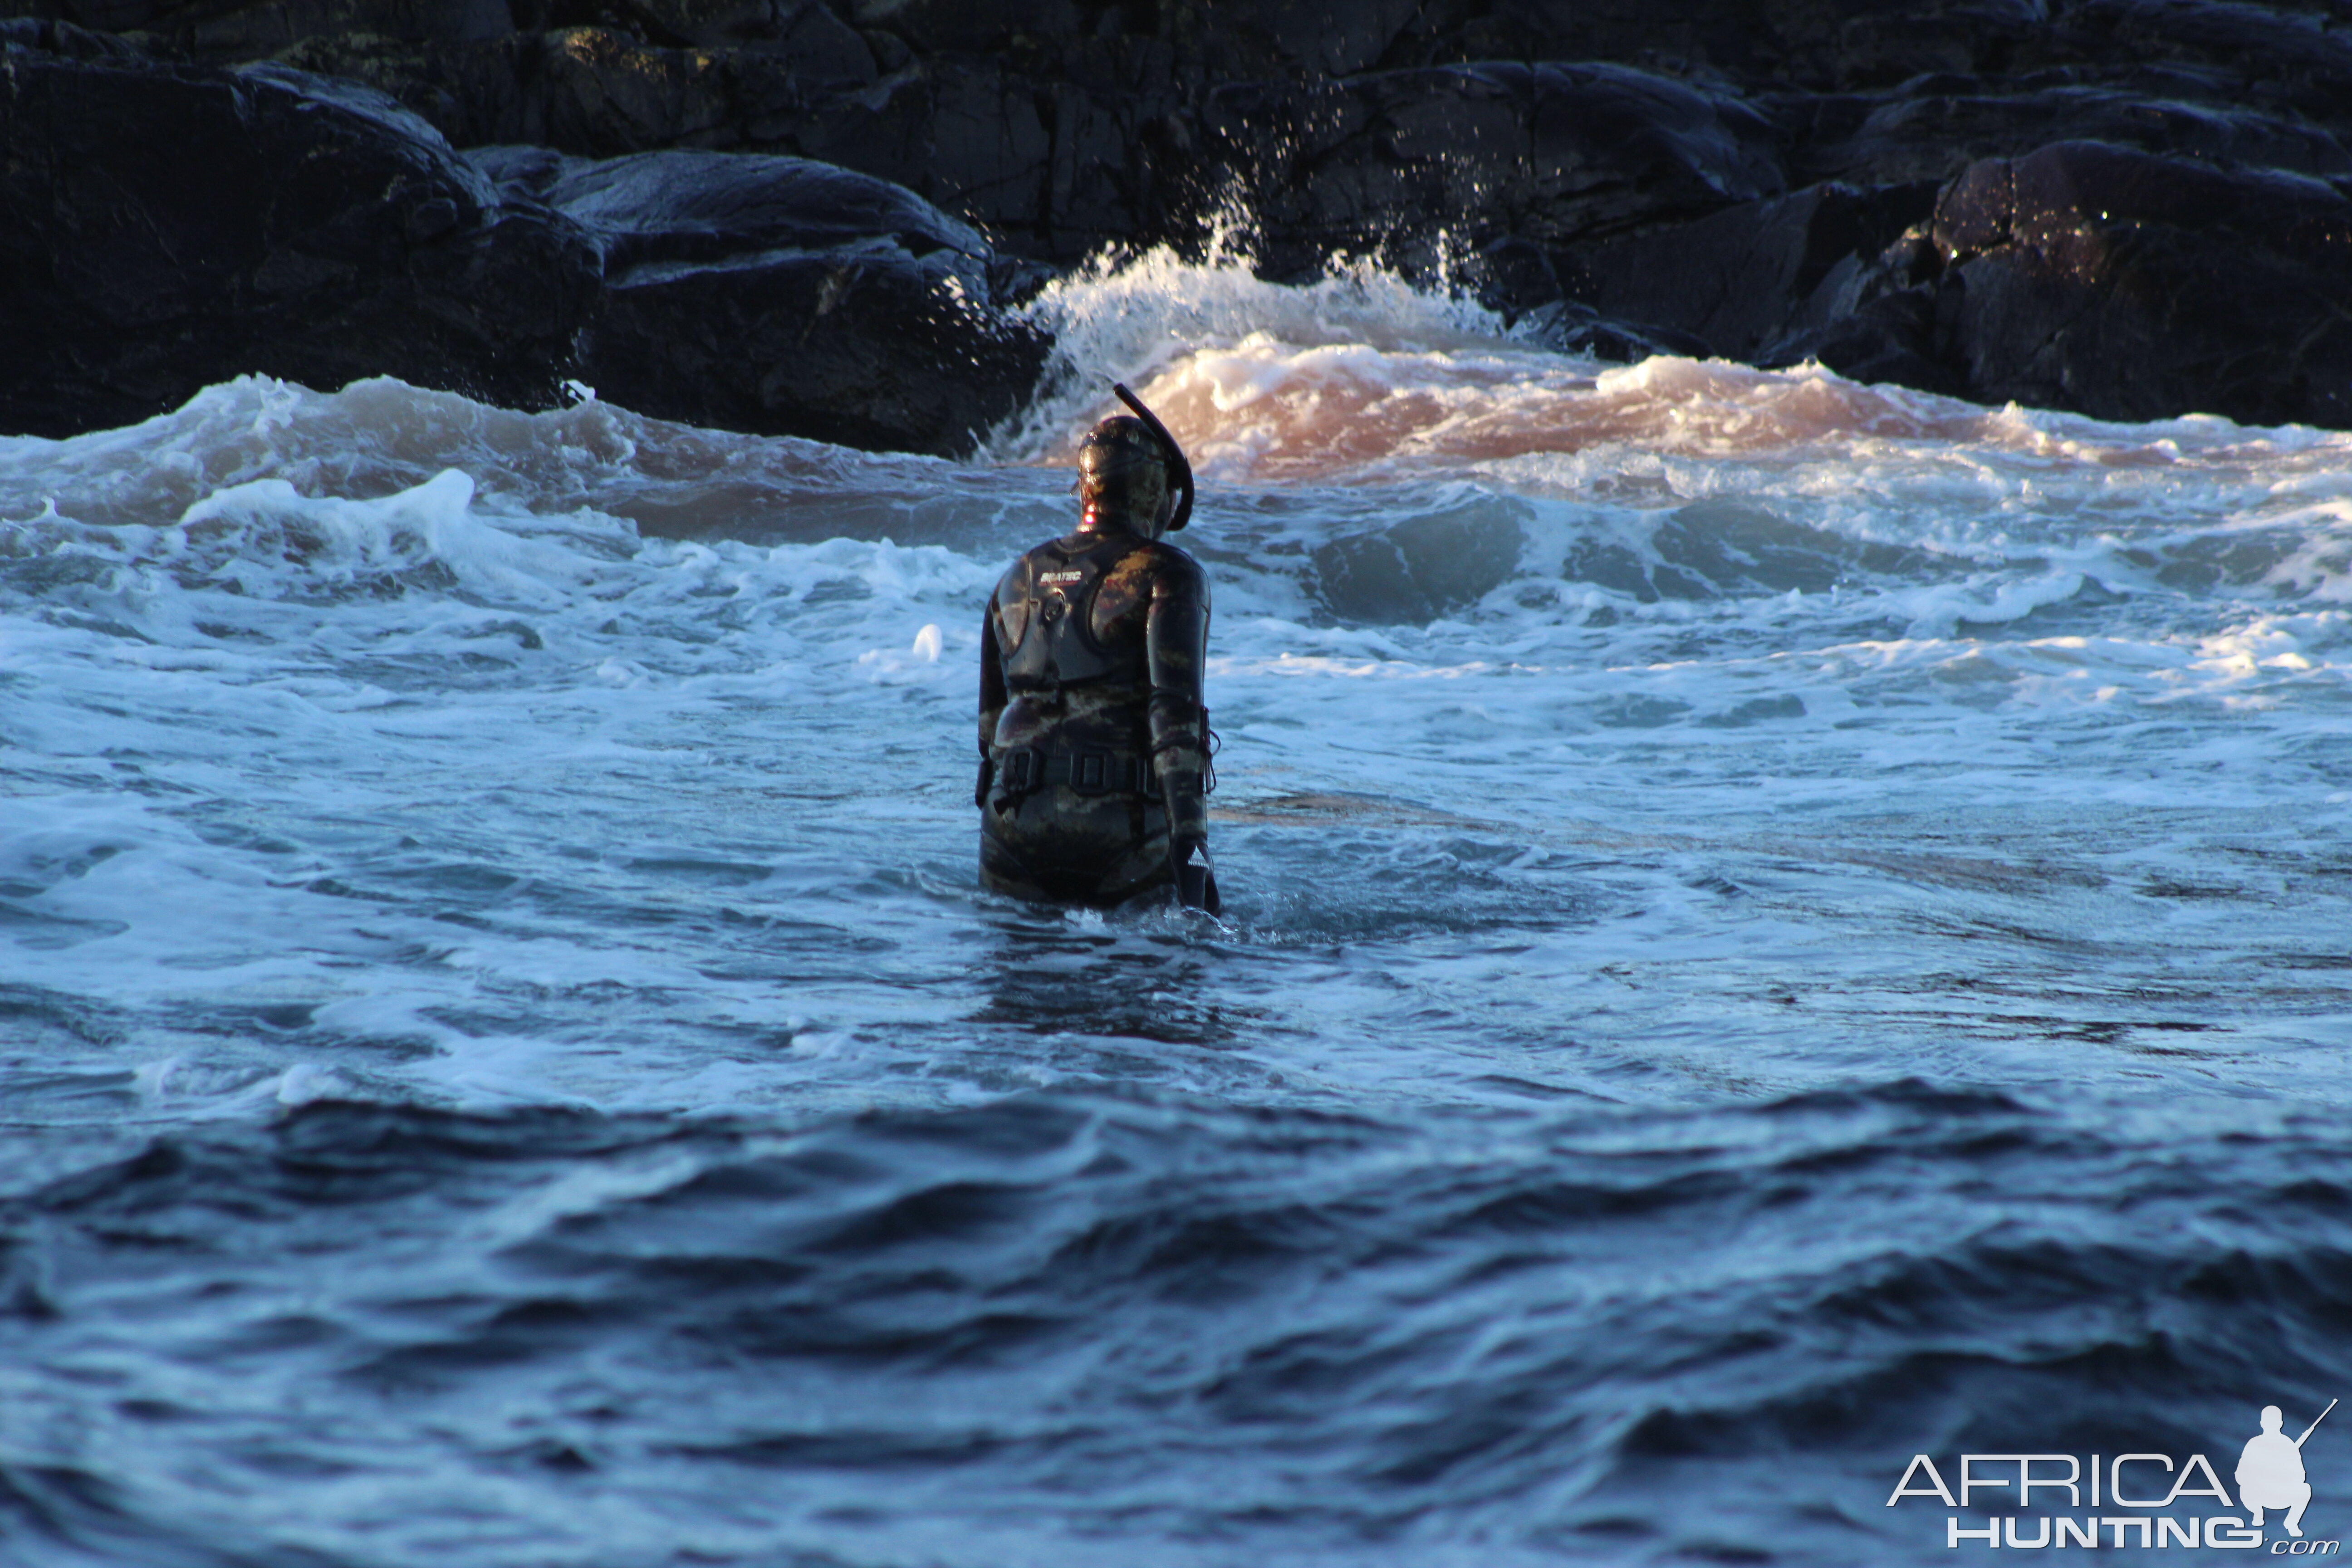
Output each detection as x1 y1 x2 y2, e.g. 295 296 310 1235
835 0 1078 59
1784 72 2352 189
524 148 1052 452
1927 140 2352 426
1205 61 1785 280
118 8 1799 267
0 45 598 437
1551 179 1939 359
269 25 1184 260
1467 235 1710 358
0 34 1046 452
629 0 873 61
2037 0 2352 141
161 0 512 60
0 14 142 56
845 0 1423 80
14 0 2352 436
525 142 991 263
1773 140 2352 428
1762 284 1967 397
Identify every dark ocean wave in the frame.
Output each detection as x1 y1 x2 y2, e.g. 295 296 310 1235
4 1088 2346 1563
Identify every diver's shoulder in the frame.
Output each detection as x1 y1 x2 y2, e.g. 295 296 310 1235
1139 538 1206 581
996 540 1059 592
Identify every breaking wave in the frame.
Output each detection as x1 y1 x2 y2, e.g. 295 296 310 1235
5 245 2352 1568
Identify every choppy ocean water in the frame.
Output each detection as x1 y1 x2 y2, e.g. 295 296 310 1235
5 252 2352 1566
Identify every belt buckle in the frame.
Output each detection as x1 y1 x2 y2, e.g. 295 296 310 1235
1003 748 1040 792
1071 750 1111 794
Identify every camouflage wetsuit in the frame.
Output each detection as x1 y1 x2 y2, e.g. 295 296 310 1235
975 414 1217 910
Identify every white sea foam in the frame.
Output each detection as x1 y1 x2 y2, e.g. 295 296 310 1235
5 245 2352 1130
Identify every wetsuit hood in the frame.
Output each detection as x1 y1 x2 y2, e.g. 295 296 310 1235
1078 416 1172 539
1076 383 1195 541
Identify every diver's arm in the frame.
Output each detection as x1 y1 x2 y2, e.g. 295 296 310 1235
977 604 1005 807
1145 554 1217 909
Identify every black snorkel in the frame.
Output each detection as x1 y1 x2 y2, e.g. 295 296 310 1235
1111 381 1194 534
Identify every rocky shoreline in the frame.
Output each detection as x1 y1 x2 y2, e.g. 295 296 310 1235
5 0 2351 450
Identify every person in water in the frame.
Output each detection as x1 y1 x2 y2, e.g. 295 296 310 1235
976 386 1220 913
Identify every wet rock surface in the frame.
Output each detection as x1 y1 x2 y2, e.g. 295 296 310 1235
1908 141 2352 428
504 147 1052 452
1202 61 1785 282
6 0 2352 435
0 30 1046 451
0 44 598 439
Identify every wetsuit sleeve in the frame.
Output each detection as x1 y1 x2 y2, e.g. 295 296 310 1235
977 600 1005 806
1145 553 1212 846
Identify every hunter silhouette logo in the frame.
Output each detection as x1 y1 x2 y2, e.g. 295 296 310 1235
1887 1399 2341 1551
2242 1400 2335 1539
